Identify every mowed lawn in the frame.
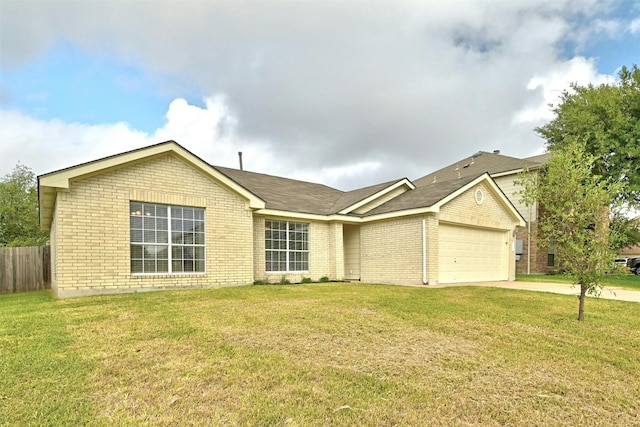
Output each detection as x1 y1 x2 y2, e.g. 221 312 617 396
1 283 639 426
517 273 640 291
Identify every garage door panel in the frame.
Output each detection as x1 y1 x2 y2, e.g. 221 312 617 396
439 224 507 283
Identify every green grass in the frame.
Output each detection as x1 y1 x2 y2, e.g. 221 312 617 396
517 272 640 290
2 283 639 426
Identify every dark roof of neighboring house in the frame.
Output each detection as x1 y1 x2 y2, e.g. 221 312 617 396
524 153 551 164
413 150 548 187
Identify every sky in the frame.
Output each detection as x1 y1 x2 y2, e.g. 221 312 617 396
1 0 639 191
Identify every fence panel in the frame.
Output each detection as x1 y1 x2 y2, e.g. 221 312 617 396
0 246 51 293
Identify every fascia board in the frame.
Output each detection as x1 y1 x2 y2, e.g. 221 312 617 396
172 146 266 209
338 179 416 214
491 163 542 179
484 177 526 227
490 169 524 178
255 209 361 223
359 206 439 222
257 205 438 224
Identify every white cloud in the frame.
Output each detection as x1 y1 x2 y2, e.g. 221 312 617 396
512 57 614 125
0 97 365 188
593 19 622 36
1 98 246 177
0 0 631 189
0 110 149 176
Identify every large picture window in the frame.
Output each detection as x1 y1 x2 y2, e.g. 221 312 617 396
130 202 205 274
265 219 309 272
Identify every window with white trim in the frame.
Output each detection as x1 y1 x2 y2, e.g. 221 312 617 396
265 219 309 272
130 202 205 274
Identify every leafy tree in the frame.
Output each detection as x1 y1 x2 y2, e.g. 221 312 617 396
517 140 623 321
536 65 640 205
609 212 640 251
0 163 49 247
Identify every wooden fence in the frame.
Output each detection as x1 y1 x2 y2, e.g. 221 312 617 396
0 246 51 293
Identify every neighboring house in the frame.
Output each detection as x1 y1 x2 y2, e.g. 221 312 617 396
414 150 550 274
38 141 525 298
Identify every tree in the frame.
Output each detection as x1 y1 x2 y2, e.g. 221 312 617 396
536 65 640 205
0 163 49 247
609 213 640 251
517 140 623 321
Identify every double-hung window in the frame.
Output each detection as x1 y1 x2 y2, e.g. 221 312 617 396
130 202 205 274
265 219 309 272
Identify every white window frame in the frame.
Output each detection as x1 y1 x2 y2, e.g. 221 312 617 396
130 202 206 274
265 219 309 272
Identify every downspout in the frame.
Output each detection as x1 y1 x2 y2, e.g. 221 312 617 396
422 218 427 285
527 204 531 275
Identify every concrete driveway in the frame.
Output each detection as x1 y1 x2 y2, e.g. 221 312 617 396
430 281 640 302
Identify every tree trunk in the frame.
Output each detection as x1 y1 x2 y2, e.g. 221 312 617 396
577 285 587 321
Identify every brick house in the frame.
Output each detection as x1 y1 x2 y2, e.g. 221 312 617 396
414 150 551 274
38 141 525 298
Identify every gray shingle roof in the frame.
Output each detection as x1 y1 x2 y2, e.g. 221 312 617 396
362 174 481 216
214 166 344 215
215 166 413 216
215 149 536 218
330 179 407 213
413 151 547 187
524 153 551 164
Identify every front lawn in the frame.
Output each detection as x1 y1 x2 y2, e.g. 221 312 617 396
1 284 639 426
517 273 640 290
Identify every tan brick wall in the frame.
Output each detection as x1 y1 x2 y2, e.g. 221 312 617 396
329 222 344 281
360 216 424 284
52 154 254 297
252 215 342 283
425 214 439 285
50 208 58 294
439 182 518 230
349 182 522 285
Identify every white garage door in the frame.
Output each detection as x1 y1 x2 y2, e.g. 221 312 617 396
439 224 508 283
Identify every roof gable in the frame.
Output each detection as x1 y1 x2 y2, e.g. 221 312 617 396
362 173 526 226
362 174 478 217
38 141 265 230
336 179 415 214
38 141 526 228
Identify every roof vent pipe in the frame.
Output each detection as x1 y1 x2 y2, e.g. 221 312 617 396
238 151 243 171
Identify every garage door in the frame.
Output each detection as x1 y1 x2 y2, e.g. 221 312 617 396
439 224 508 283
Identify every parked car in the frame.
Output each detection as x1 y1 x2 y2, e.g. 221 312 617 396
628 257 640 275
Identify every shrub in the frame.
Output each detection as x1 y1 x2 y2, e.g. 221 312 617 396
279 276 291 285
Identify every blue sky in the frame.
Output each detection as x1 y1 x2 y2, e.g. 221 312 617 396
562 0 639 74
1 0 638 190
2 41 203 132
